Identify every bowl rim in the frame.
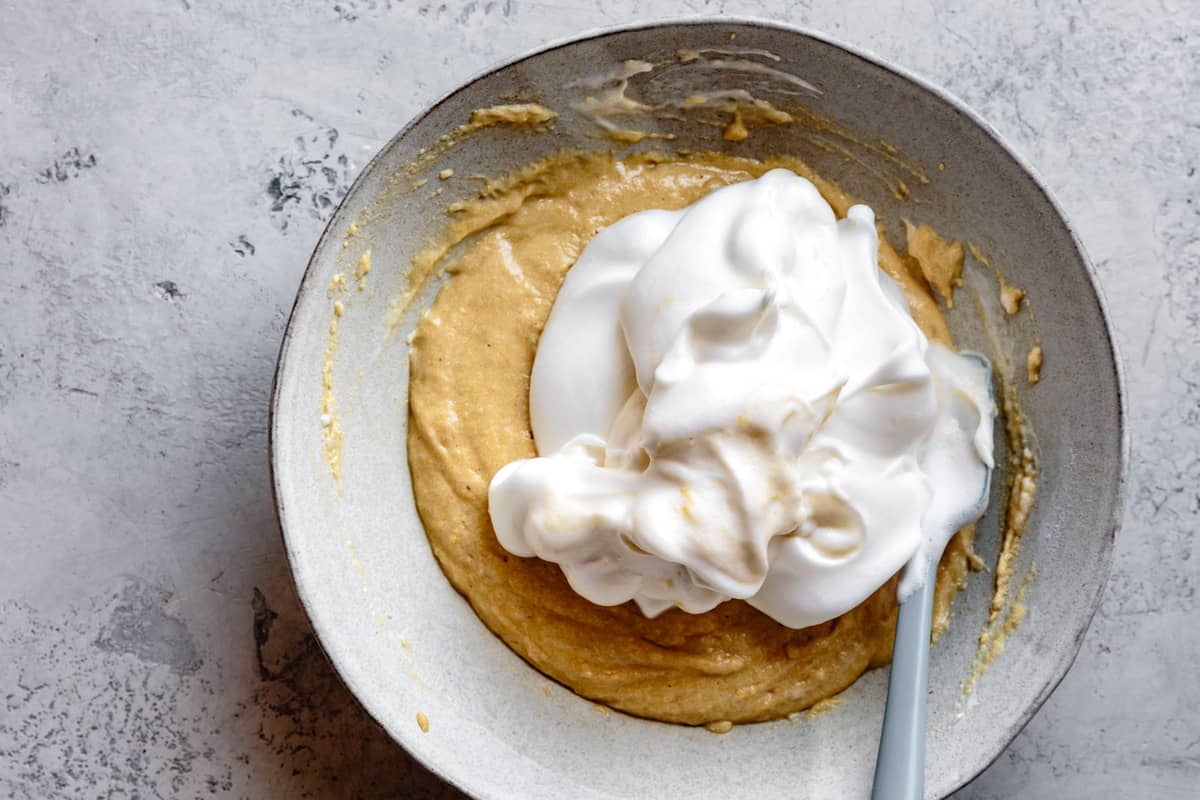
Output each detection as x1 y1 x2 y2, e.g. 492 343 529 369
269 16 1129 799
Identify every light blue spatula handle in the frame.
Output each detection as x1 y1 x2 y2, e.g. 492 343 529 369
871 564 935 800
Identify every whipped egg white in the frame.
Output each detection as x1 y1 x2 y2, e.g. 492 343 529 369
487 168 994 629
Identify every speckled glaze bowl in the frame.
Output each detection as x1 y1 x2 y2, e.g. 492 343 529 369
270 19 1125 800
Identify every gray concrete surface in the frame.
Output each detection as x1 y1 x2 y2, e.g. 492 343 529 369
0 1 1195 797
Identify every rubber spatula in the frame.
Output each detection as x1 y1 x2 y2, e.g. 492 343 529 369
871 352 994 800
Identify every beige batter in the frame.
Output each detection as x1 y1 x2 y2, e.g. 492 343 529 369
905 220 965 307
406 150 980 726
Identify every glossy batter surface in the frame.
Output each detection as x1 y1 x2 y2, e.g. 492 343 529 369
407 151 973 725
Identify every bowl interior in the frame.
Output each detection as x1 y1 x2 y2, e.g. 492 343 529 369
271 20 1123 800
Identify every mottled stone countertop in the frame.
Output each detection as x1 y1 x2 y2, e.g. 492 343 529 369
1 1 1195 798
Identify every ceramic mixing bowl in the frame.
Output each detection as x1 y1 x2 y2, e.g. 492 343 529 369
271 19 1125 799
